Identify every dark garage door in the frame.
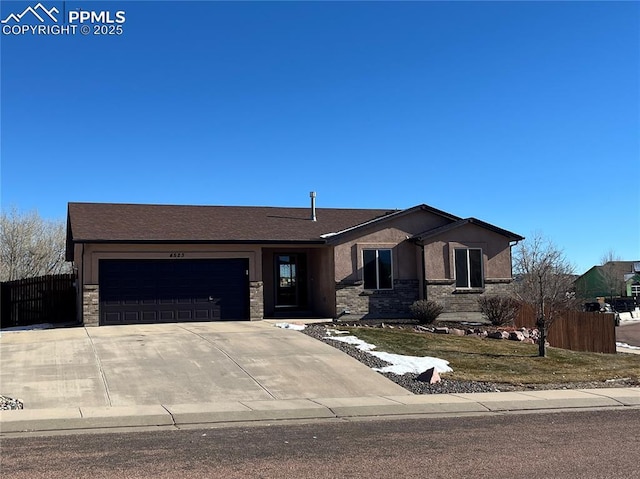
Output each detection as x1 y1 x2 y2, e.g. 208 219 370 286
99 259 249 325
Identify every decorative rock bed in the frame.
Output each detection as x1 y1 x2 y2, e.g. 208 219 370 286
300 322 639 394
1 395 24 411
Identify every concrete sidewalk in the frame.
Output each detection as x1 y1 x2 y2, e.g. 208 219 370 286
2 388 639 434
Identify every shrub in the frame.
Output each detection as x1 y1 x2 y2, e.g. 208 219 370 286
410 300 444 324
478 295 521 326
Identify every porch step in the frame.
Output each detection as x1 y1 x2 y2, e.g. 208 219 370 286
271 310 317 319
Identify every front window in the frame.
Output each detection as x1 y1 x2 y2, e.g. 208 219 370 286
455 248 483 288
632 283 640 296
363 249 392 290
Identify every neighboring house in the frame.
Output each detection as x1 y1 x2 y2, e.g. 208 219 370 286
574 261 640 301
65 199 523 326
624 262 640 299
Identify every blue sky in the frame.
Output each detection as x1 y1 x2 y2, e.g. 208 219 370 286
1 0 638 274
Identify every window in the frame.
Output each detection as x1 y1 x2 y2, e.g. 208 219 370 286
455 248 483 288
363 249 392 289
632 283 640 296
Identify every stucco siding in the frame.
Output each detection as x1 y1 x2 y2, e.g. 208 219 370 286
333 211 449 283
422 223 514 281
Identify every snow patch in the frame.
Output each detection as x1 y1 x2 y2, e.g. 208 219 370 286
616 342 640 351
326 335 452 374
1 323 65 333
274 322 306 331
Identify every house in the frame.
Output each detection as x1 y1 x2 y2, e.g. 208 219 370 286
574 261 640 303
624 262 640 299
65 197 524 326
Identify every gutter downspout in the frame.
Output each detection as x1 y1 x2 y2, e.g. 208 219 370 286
420 243 428 300
80 243 85 324
509 239 521 280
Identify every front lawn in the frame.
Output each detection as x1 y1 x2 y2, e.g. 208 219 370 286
342 327 640 385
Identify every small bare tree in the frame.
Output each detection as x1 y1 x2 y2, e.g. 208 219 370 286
0 207 71 281
513 234 577 357
599 249 624 303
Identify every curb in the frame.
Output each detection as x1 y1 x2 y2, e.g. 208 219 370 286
1 388 639 434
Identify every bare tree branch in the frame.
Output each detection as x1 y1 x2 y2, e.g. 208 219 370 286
599 249 625 302
0 206 71 281
512 233 577 357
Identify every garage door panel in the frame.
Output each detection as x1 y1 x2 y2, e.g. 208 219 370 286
99 259 249 325
104 312 122 323
124 311 141 322
158 311 174 321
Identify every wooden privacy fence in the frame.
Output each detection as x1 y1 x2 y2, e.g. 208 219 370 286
1 274 77 329
515 306 617 354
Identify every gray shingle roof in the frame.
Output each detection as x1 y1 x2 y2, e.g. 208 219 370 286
66 202 523 262
67 202 396 243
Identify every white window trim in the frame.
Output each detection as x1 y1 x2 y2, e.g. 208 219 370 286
363 248 393 290
455 248 484 289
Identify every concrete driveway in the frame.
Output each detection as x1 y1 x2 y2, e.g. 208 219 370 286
0 322 409 409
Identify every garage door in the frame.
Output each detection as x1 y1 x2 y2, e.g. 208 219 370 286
99 259 249 325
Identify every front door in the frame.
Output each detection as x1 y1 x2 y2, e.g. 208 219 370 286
275 254 307 309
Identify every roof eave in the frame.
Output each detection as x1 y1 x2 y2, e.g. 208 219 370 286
322 204 461 244
412 217 524 244
69 239 328 246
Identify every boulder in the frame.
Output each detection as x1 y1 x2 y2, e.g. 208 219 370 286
434 327 449 334
450 328 466 336
522 338 536 344
509 331 525 341
416 367 441 384
488 331 504 339
501 331 510 339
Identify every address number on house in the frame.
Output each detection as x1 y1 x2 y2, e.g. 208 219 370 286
169 253 185 258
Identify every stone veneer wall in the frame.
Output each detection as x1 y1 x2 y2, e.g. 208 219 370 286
249 281 264 320
336 279 419 319
83 284 99 327
426 280 513 313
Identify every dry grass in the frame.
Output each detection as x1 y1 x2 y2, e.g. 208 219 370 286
343 327 640 385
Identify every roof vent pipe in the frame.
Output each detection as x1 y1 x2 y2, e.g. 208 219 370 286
310 191 317 221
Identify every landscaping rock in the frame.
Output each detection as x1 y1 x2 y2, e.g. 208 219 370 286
509 331 525 341
523 338 536 344
1 395 23 410
488 331 504 339
449 328 466 336
434 327 449 334
416 367 441 384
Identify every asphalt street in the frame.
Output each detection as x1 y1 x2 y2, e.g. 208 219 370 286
617 321 640 348
2 410 639 479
